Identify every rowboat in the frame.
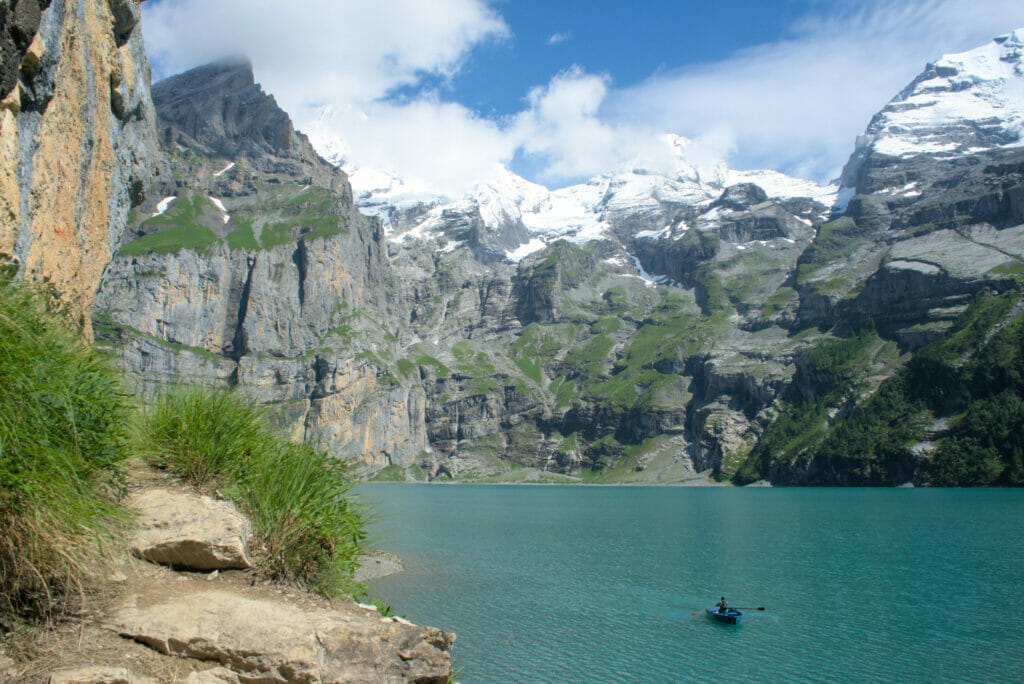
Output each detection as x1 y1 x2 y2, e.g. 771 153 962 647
706 606 743 625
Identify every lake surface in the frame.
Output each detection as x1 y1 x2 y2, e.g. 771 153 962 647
359 485 1024 683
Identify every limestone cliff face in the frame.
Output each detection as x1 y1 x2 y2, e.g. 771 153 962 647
93 60 428 474
795 147 1024 344
0 0 156 330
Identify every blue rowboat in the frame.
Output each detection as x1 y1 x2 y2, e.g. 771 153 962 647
706 606 743 625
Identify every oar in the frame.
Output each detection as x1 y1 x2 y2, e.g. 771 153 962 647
691 606 766 615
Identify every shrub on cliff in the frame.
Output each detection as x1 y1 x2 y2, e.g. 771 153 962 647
134 387 366 595
0 275 131 618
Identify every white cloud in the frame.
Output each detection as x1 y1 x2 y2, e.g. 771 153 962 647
510 67 680 184
308 97 515 197
604 0 1024 182
141 0 1024 194
143 0 507 101
142 0 510 196
546 32 571 46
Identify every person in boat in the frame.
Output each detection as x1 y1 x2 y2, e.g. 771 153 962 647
717 597 729 613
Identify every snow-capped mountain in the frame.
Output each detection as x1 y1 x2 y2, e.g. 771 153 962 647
97 29 1024 486
841 27 1024 191
341 134 837 265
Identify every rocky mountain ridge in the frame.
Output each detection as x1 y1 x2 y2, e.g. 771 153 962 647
94 29 1024 485
352 135 835 264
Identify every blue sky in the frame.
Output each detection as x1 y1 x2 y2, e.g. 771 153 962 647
391 1 813 116
143 0 1024 195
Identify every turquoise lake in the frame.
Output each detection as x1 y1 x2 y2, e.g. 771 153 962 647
359 485 1024 683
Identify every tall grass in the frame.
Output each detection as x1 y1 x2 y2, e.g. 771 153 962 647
0 276 131 618
131 388 263 486
134 387 366 595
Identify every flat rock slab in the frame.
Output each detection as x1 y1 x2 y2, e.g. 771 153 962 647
129 488 252 570
47 666 157 684
111 589 454 683
183 668 242 683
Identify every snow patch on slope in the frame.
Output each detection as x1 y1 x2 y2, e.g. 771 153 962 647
152 196 176 218
213 162 235 178
728 168 838 206
209 197 230 224
349 134 832 264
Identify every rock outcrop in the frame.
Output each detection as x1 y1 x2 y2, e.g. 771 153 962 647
151 58 345 196
0 0 157 331
113 590 454 684
800 29 1024 342
36 472 455 683
93 59 429 474
130 488 253 571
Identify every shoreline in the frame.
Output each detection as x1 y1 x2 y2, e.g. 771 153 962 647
361 474 760 487
355 550 405 583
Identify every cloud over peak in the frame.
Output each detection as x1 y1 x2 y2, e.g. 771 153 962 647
142 0 1024 196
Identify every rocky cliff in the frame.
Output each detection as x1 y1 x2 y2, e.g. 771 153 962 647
1 0 156 331
96 30 1024 486
93 59 428 475
739 29 1024 485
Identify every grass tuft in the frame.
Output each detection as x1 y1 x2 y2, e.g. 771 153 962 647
0 277 131 619
133 387 366 595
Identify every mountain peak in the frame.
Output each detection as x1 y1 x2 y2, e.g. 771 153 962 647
153 57 297 161
152 57 345 191
153 56 256 105
840 28 1024 188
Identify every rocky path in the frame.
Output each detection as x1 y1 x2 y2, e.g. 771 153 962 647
3 465 453 683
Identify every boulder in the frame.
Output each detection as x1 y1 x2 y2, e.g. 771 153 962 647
112 589 455 684
129 488 252 571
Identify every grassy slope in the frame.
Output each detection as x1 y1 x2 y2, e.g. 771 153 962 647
0 271 369 624
0 276 132 618
118 185 347 257
736 290 1024 485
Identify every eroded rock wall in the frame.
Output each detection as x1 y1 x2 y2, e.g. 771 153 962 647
0 0 156 330
93 59 428 473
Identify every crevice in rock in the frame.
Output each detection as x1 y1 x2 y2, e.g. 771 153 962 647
229 256 257 361
292 238 307 308
310 355 330 401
